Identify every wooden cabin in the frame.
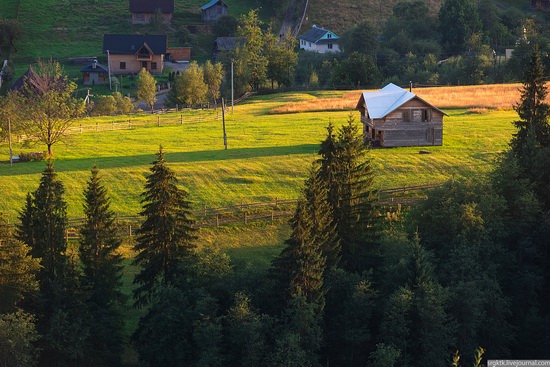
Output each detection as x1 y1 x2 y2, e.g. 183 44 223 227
129 0 174 24
356 83 447 147
81 59 109 85
201 0 228 22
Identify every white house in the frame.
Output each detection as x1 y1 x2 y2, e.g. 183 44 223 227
297 25 340 53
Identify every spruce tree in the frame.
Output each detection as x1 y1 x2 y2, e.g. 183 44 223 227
511 43 550 159
79 166 125 366
16 162 89 365
17 161 68 282
318 117 379 271
132 147 197 307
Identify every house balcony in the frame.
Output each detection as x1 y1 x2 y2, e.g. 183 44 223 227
137 54 153 61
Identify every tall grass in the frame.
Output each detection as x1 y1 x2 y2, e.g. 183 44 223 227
269 83 536 114
0 89 516 223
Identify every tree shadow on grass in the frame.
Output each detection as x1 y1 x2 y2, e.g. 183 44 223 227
0 144 320 176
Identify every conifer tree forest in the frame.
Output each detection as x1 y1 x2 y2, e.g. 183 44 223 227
2 48 550 367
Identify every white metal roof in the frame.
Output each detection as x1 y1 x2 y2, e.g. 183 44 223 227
360 83 415 119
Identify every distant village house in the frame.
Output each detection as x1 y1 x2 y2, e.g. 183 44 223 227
356 83 446 147
212 37 244 60
81 59 109 85
297 25 340 53
129 0 174 24
201 0 228 22
103 34 167 74
531 0 550 11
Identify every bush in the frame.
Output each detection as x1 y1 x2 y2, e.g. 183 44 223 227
19 152 44 162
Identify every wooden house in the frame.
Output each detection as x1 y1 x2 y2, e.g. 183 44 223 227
297 25 340 53
356 83 447 147
129 0 174 24
201 0 228 22
212 37 244 60
81 59 109 85
531 0 550 11
103 34 167 74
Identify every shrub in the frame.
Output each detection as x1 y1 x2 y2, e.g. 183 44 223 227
19 152 45 162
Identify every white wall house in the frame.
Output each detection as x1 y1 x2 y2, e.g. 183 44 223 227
297 25 340 54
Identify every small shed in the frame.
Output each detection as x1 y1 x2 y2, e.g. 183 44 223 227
129 0 174 24
81 59 109 85
201 0 228 22
356 83 447 147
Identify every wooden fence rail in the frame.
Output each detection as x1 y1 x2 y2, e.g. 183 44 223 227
53 183 444 240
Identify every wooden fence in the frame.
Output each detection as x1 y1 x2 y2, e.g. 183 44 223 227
57 183 443 240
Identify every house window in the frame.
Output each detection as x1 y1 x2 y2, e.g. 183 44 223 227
421 109 431 122
120 62 126 70
308 42 311 47
327 33 332 38
402 109 412 122
151 62 157 70
142 61 148 69
328 44 333 49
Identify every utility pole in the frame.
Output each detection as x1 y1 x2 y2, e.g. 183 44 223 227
222 98 227 150
231 58 234 114
107 50 112 90
8 117 13 167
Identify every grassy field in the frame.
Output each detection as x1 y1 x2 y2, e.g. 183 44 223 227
0 89 517 224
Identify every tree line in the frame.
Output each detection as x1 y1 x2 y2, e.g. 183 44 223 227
2 47 550 367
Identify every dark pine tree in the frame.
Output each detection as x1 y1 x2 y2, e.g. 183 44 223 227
79 166 125 366
17 161 68 281
132 147 197 307
511 43 550 162
318 116 379 272
17 161 89 366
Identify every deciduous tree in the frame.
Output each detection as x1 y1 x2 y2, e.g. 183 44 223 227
203 60 224 108
18 61 85 157
136 68 157 113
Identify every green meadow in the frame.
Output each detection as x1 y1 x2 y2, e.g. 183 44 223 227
0 91 516 224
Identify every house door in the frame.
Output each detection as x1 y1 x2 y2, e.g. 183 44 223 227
426 127 435 144
142 61 148 69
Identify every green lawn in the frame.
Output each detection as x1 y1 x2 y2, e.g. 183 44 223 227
0 91 516 224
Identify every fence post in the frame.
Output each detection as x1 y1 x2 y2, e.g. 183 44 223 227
244 212 247 224
216 215 219 227
112 121 114 130
157 116 160 127
180 114 183 125
271 210 274 225
176 104 178 112
275 197 278 206
80 124 82 133
128 119 131 129
96 122 98 132
65 229 69 242
129 225 132 237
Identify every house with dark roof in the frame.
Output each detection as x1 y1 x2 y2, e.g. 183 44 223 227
103 34 167 74
201 0 228 22
129 0 174 24
531 0 550 11
8 66 51 94
212 37 244 60
81 59 109 85
356 83 447 147
297 25 340 53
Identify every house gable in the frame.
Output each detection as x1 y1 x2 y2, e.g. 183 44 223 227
356 83 446 147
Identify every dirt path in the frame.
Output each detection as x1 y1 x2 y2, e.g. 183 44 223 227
278 0 308 38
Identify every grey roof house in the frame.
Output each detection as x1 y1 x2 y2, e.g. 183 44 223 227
212 37 244 60
81 59 109 85
201 0 228 22
356 83 447 147
297 25 340 53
